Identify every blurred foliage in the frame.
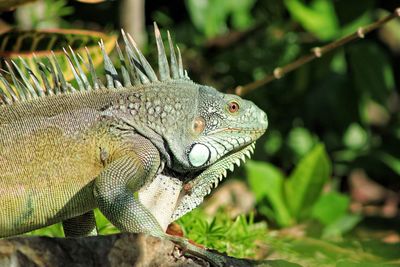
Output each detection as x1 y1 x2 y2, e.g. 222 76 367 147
246 144 360 238
185 0 256 37
4 0 400 265
0 29 116 83
284 0 340 40
15 0 73 29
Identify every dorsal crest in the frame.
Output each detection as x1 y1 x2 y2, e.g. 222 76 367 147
0 23 190 105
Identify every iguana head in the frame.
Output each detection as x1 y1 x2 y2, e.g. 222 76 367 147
164 84 267 173
165 84 268 221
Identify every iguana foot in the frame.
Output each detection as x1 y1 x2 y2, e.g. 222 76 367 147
167 235 226 267
168 234 284 267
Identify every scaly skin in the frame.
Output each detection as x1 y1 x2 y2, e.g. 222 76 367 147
0 83 190 236
0 25 268 266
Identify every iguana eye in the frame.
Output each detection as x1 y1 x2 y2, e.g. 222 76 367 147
192 116 205 134
228 101 240 113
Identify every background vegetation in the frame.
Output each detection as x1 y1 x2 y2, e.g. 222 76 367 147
1 0 400 266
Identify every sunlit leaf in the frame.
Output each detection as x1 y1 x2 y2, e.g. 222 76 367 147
185 0 256 37
246 160 293 227
287 127 317 159
322 214 361 238
25 222 63 237
94 209 119 235
330 51 347 74
227 0 256 30
311 191 350 226
15 0 74 29
377 151 400 176
284 0 339 40
285 144 331 220
264 130 283 155
343 123 368 150
310 190 361 238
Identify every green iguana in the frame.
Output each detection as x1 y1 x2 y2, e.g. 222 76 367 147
0 24 268 265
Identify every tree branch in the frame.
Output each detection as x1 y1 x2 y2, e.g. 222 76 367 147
235 7 400 96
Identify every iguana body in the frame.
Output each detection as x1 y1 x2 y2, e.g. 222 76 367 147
0 24 268 265
0 86 161 236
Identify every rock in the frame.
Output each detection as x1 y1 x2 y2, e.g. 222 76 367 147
0 233 302 267
0 233 205 267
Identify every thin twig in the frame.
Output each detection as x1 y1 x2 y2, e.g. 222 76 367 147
235 7 400 96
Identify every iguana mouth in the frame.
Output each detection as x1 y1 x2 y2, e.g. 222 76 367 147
208 128 267 135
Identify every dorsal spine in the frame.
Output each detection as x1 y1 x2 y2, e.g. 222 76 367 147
0 23 190 105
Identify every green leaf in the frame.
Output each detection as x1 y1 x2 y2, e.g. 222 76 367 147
264 130 283 155
246 160 293 227
377 151 400 176
16 0 73 29
284 0 339 40
287 127 317 159
95 208 120 235
25 222 63 237
228 0 256 30
311 191 350 225
285 144 331 220
343 123 368 150
338 8 373 37
185 0 255 37
331 51 347 74
185 0 228 37
322 214 362 238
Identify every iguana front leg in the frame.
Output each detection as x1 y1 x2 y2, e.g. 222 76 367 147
93 135 164 236
93 135 226 266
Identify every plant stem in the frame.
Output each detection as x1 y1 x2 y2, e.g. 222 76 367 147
235 8 400 96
